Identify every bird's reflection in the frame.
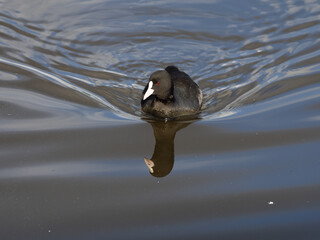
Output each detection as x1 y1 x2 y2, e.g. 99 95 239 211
144 120 192 178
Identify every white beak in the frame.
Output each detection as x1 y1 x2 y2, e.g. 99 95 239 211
143 81 154 100
144 158 155 173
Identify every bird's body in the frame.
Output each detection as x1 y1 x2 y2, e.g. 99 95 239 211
141 66 202 118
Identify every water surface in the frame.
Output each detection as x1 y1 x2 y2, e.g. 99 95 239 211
1 0 320 239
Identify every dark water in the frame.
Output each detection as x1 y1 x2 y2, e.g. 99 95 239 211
1 0 320 239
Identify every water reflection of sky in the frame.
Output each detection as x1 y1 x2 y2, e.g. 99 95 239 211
1 0 320 238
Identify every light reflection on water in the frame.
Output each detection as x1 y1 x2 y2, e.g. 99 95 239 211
1 0 320 239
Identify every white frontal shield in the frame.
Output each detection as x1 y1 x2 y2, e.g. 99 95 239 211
143 81 154 100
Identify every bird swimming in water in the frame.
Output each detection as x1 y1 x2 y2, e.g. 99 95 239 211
141 66 202 118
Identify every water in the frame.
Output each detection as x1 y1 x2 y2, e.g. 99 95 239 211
1 0 320 239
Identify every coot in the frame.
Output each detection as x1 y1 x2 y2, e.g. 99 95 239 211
141 66 202 118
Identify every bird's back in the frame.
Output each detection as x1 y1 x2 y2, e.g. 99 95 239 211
166 66 202 112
